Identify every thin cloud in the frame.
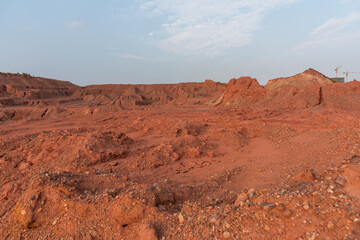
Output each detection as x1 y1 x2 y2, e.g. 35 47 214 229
65 21 84 28
292 12 360 51
140 0 298 56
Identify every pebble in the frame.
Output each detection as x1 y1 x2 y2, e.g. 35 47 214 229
158 205 166 211
248 188 256 198
178 213 184 223
335 176 347 186
303 200 310 210
30 195 36 200
84 233 93 240
122 176 128 181
327 188 334 193
261 202 276 210
89 230 98 238
327 221 334 229
283 209 293 217
110 161 118 166
138 224 158 240
306 232 316 240
223 231 231 239
264 225 270 231
234 193 248 206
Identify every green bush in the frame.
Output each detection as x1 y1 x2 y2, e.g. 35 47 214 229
22 72 31 77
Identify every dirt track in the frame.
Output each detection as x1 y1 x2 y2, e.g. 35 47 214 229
1 70 360 239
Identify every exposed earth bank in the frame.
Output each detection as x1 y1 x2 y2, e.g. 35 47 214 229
0 70 360 239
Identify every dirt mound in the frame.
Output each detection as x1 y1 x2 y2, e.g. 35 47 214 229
261 83 323 110
322 80 360 112
0 72 77 89
81 81 226 107
1 171 159 239
134 136 214 169
0 73 80 108
3 69 360 116
0 129 133 172
214 74 324 110
1 87 360 239
213 77 266 107
2 69 360 126
257 69 335 110
0 106 76 121
0 73 227 122
265 68 333 90
0 76 225 109
214 69 341 110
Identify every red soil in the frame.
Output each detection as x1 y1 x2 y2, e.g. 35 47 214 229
264 68 333 90
0 70 360 239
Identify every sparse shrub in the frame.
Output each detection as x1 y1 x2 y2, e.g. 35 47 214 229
22 72 31 77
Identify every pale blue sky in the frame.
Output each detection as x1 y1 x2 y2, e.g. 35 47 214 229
1 0 360 86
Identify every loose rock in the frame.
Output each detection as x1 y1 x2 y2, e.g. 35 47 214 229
223 231 231 239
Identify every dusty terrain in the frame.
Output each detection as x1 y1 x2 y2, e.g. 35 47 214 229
0 70 360 239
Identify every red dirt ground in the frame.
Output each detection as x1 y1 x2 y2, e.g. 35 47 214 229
0 70 360 239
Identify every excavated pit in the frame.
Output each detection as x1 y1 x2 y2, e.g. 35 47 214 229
0 70 360 239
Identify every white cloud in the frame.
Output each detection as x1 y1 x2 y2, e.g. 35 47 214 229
292 12 360 51
140 0 298 55
65 21 84 28
311 12 360 37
